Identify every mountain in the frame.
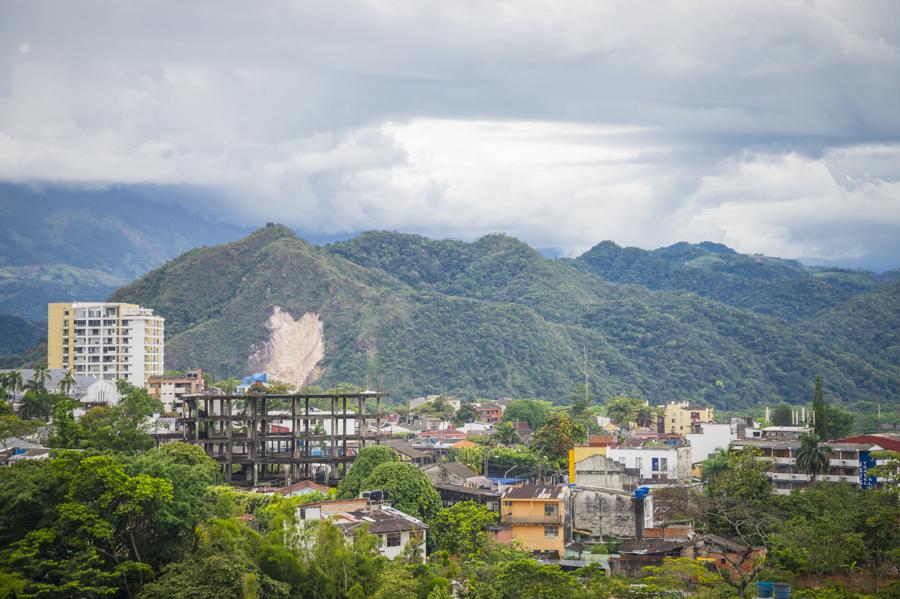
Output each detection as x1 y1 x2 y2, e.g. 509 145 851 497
0 315 44 355
110 226 900 411
0 184 246 319
573 240 883 321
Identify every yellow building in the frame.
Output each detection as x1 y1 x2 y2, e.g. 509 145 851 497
567 446 607 482
663 401 715 434
500 484 570 558
47 302 165 387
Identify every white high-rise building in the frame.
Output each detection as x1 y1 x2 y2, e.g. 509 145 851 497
47 302 165 387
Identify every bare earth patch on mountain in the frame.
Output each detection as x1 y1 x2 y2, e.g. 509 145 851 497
248 306 325 389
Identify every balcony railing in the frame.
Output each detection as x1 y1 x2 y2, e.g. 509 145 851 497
500 513 564 525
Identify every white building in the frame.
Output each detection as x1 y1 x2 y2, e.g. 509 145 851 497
47 302 164 387
606 445 692 482
3 368 121 406
685 422 735 465
296 499 428 561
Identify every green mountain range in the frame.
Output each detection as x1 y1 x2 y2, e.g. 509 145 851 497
111 225 900 411
0 184 245 320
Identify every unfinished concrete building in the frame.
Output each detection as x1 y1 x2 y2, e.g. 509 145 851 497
180 391 386 485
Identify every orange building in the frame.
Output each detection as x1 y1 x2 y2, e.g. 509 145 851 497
500 484 571 559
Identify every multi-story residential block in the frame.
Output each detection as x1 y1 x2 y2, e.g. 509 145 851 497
47 302 164 387
500 484 571 559
663 401 715 434
606 444 692 483
147 369 204 413
731 439 881 494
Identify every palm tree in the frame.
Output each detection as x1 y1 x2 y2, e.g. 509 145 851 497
493 421 521 446
795 432 830 484
19 391 51 421
2 371 24 397
59 369 78 397
701 448 730 482
33 365 51 389
23 377 44 396
606 397 639 427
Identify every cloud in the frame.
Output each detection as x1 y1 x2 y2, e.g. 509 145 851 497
0 1 899 268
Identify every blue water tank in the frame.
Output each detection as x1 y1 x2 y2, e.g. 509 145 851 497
773 582 791 599
633 486 650 499
757 581 774 598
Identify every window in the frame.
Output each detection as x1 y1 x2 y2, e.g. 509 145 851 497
386 533 401 547
635 457 643 469
544 526 558 538
544 504 557 516
659 457 668 471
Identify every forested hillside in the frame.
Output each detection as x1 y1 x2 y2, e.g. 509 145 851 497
0 184 245 319
111 226 900 410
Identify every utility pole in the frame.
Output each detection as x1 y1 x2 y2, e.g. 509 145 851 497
583 344 589 406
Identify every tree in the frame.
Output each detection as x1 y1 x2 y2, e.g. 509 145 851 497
568 383 593 418
702 446 772 506
500 399 551 430
795 432 830 482
432 501 498 556
360 462 441 522
770 403 793 426
530 412 585 464
492 421 520 446
18 390 52 421
32 365 50 389
822 405 854 440
812 376 826 437
59 368 78 397
0 371 23 397
215 377 241 395
337 445 400 499
604 396 641 426
454 402 478 426
0 414 39 450
643 557 732 595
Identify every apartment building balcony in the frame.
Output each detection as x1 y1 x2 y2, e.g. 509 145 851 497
500 513 564 525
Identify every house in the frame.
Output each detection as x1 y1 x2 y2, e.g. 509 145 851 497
500 484 571 559
475 403 503 424
147 369 204 413
570 453 637 490
296 499 428 561
606 444 692 483
685 422 735 465
433 482 502 512
382 439 435 466
422 462 480 487
662 401 715 434
571 485 653 542
836 433 900 452
451 439 478 450
266 480 331 497
417 428 468 443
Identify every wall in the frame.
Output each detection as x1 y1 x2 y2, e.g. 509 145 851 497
607 447 682 481
573 453 633 489
685 423 734 465
572 488 643 539
510 524 565 557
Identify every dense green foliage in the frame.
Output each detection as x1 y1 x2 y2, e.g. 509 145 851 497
111 227 900 412
0 316 44 356
359 462 441 522
0 444 220 598
336 445 401 499
574 240 885 321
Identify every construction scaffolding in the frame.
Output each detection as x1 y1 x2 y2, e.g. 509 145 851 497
180 391 386 485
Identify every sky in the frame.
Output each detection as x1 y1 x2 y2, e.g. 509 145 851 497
1 1 900 269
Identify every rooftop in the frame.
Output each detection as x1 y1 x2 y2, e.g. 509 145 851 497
502 484 568 500
333 506 428 535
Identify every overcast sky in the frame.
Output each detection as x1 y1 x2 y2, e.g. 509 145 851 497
2 1 899 269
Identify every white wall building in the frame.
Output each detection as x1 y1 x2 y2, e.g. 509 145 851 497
606 445 692 482
685 422 735 465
